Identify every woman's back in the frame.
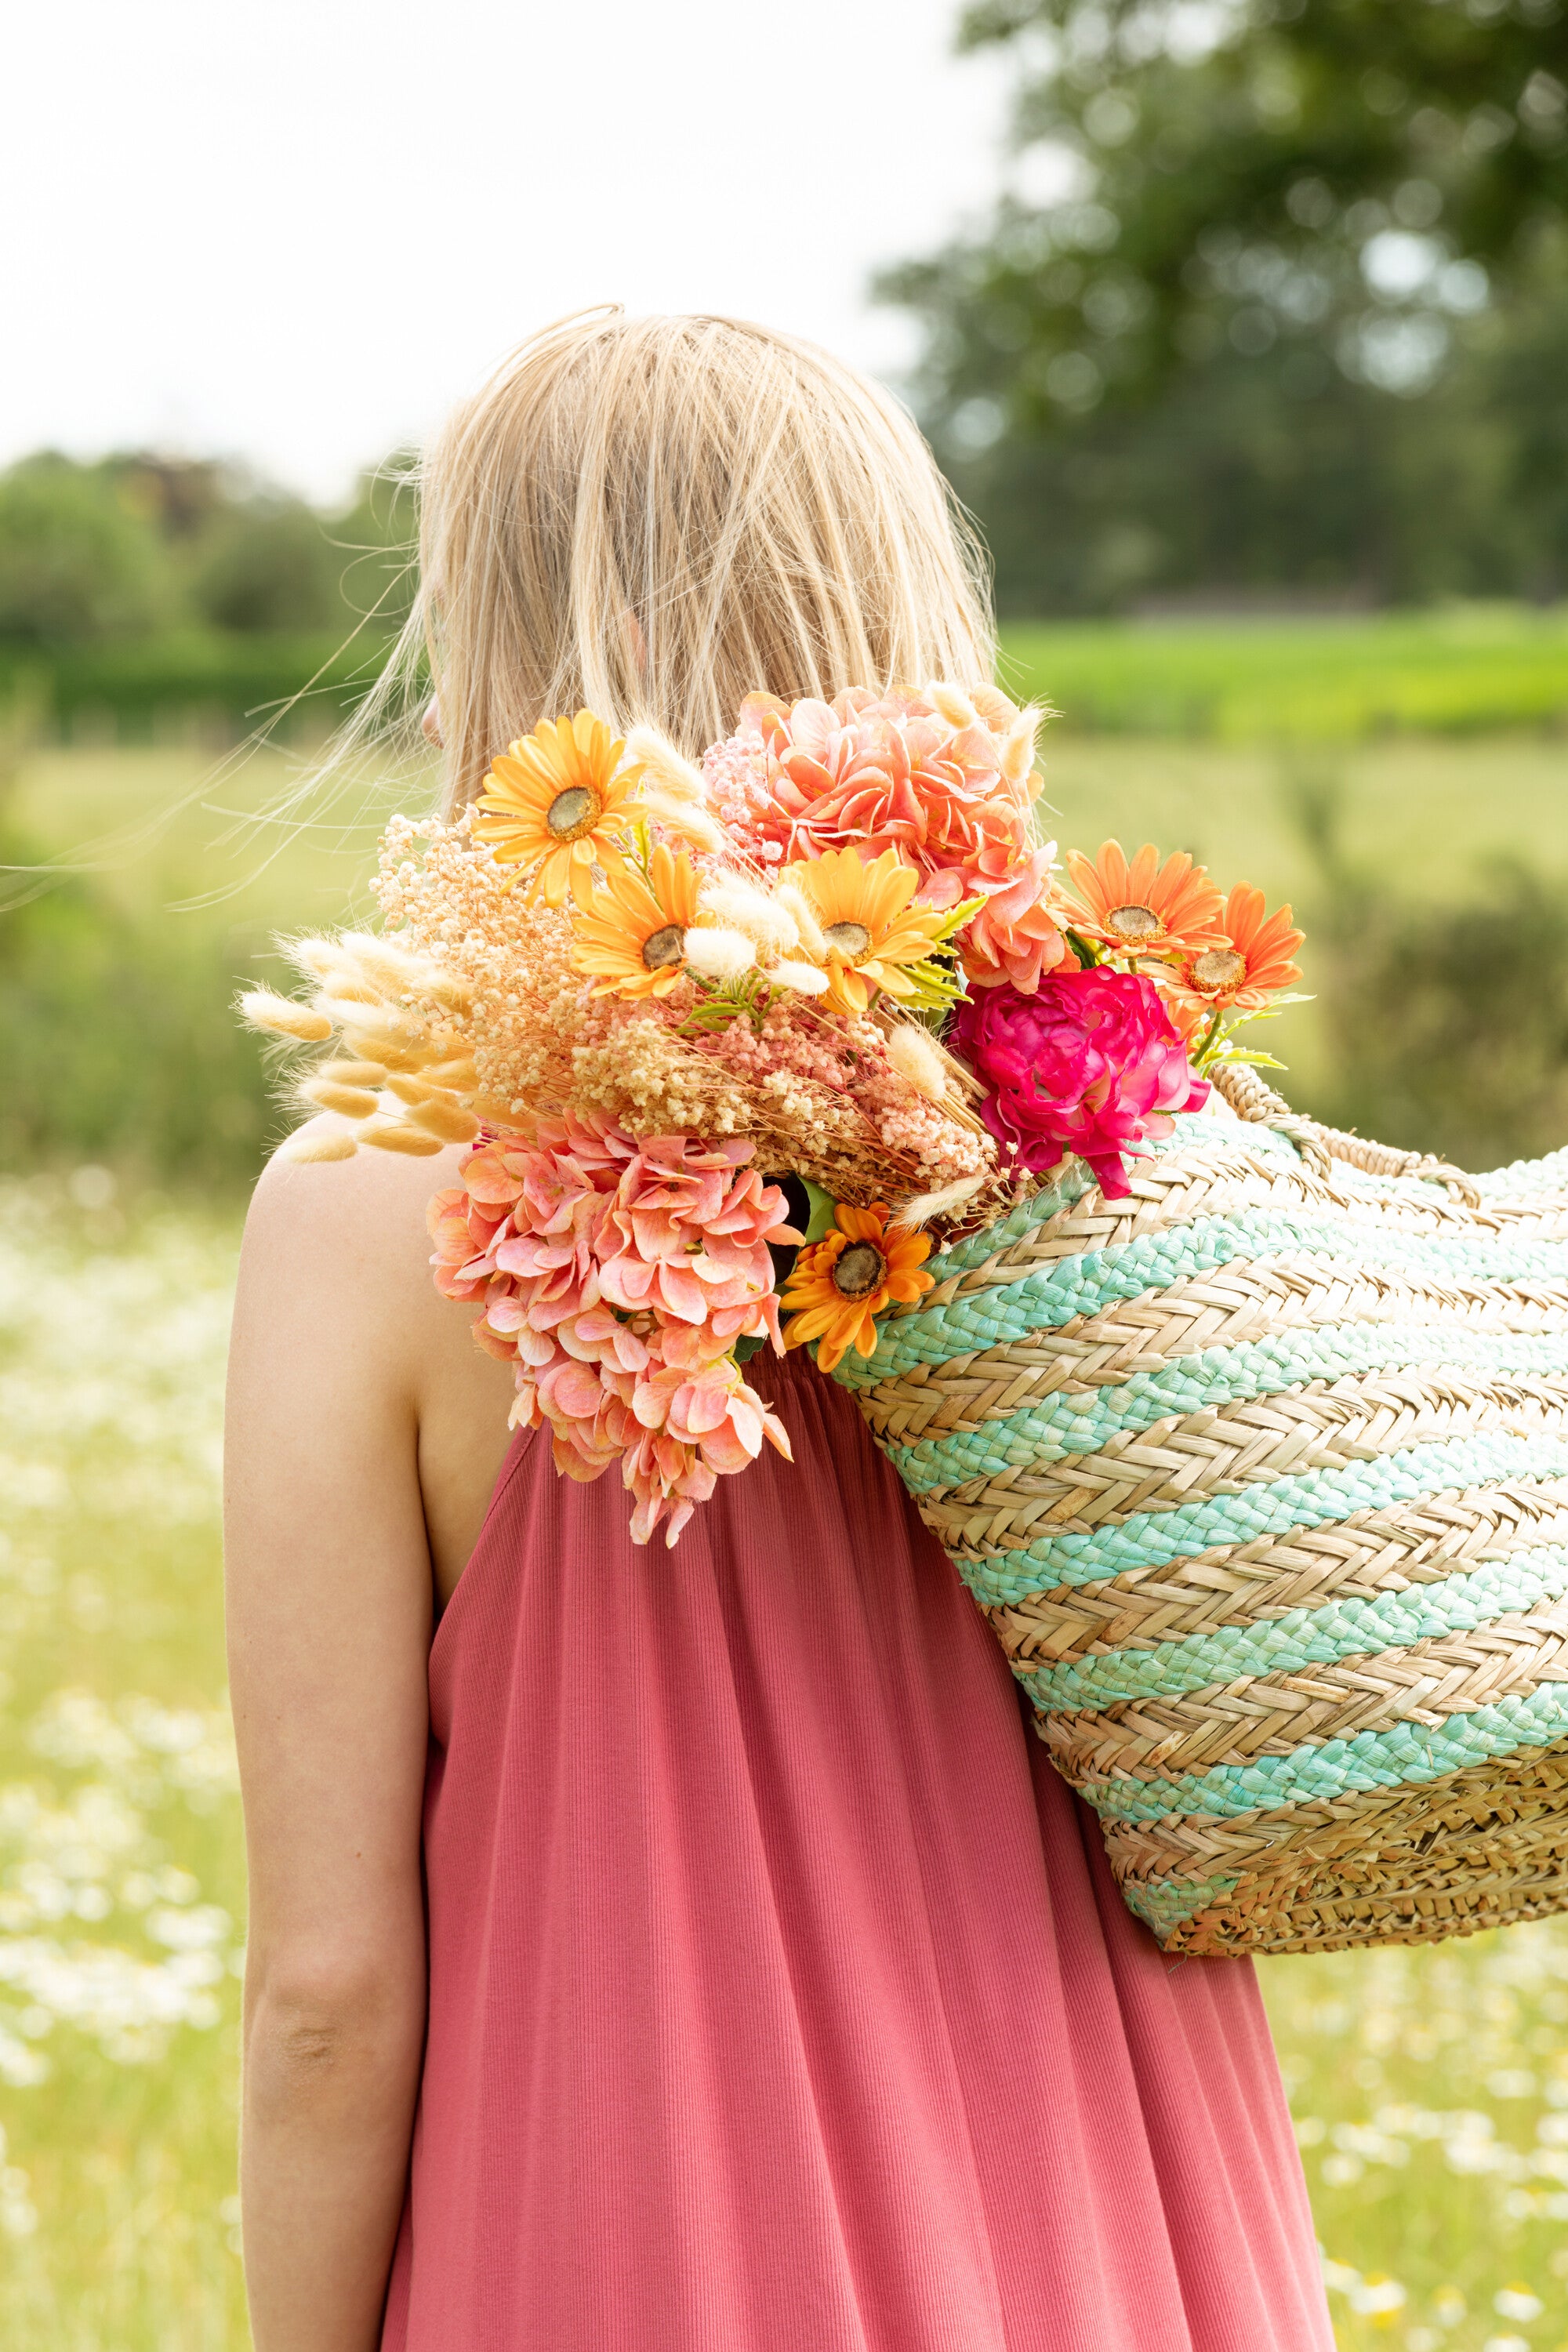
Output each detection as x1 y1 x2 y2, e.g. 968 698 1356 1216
226 309 1334 2352
381 1344 1330 2352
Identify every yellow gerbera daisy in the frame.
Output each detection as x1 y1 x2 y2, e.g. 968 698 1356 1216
780 1201 935 1374
473 710 645 906
571 844 700 1000
789 847 951 1015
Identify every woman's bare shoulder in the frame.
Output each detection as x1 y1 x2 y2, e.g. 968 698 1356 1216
238 1120 474 1378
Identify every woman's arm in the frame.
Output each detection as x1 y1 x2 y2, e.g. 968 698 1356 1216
225 1142 454 2352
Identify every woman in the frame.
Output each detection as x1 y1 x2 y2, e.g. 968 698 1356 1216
225 310 1333 2352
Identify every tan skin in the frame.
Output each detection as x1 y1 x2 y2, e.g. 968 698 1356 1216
225 1126 516 2351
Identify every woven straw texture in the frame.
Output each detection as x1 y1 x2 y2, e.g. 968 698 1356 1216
831 1067 1568 1956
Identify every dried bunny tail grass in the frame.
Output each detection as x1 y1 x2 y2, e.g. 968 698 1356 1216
299 1078 381 1120
319 1058 390 1086
623 725 706 801
775 881 826 960
355 1119 447 1156
280 1128 360 1164
290 938 349 982
239 989 332 1044
403 1096 481 1145
884 1021 949 1104
889 1174 985 1231
1001 707 1045 788
925 683 979 729
770 958 829 996
640 792 725 851
313 930 476 1018
336 1021 433 1071
876 1008 984 1109
684 926 756 979
969 683 1018 727
698 874 800 953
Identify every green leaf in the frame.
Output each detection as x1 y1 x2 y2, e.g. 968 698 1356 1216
801 1178 839 1244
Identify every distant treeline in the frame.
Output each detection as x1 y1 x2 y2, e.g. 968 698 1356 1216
0 450 412 732
884 0 1568 614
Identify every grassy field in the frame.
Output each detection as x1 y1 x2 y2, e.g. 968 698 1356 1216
0 1179 245 2346
1000 607 1568 741
1 727 1566 2345
5 602 1566 744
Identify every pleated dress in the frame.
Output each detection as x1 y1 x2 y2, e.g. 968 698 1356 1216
380 1346 1332 2352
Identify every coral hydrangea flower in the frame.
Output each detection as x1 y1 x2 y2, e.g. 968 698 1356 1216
951 968 1209 1201
571 843 699 999
788 846 953 1015
1170 884 1305 1016
959 843 1073 993
473 711 646 907
780 1201 935 1374
426 1116 797 1546
1058 841 1228 960
708 685 1042 892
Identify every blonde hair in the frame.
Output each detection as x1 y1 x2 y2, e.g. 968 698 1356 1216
376 308 994 815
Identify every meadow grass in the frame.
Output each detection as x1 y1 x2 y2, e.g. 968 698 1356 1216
998 607 1568 741
0 1178 245 2347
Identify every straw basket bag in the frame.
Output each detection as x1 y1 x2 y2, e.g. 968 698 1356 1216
830 1066 1568 1957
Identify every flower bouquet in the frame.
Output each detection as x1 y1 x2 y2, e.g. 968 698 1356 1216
242 687 1303 1548
244 687 1568 1960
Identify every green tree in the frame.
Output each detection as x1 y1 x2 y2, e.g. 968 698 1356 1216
882 0 1568 609
0 454 180 651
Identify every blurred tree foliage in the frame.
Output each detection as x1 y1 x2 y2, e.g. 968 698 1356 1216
0 450 416 659
882 0 1568 609
1288 775 1568 1167
0 456 180 652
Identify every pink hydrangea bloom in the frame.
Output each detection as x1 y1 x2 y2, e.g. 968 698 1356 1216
950 968 1210 1200
426 1113 797 1546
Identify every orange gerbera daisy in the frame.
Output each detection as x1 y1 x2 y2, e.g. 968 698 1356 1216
789 847 953 1016
1174 883 1305 1011
1058 840 1227 959
571 844 699 1000
473 711 645 906
780 1201 935 1374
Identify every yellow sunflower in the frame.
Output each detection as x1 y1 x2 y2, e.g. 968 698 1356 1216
780 1201 935 1374
473 710 645 906
571 844 700 1000
789 847 951 1015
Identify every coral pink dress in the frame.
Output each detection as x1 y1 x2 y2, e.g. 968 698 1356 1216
381 1348 1331 2352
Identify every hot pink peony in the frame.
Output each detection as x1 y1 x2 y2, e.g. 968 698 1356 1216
950 968 1210 1200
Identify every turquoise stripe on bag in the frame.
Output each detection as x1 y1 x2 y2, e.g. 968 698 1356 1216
1120 1873 1244 1934
920 1163 1094 1284
915 1107 1311 1287
953 1432 1568 1607
835 1205 1568 1388
1476 1145 1568 1199
1080 1679 1568 1825
891 1322 1568 1496
1017 1544 1568 1713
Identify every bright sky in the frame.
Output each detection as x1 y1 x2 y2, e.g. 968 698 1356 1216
6 0 1015 505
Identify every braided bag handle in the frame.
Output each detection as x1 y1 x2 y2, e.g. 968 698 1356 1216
1209 1060 1483 1207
